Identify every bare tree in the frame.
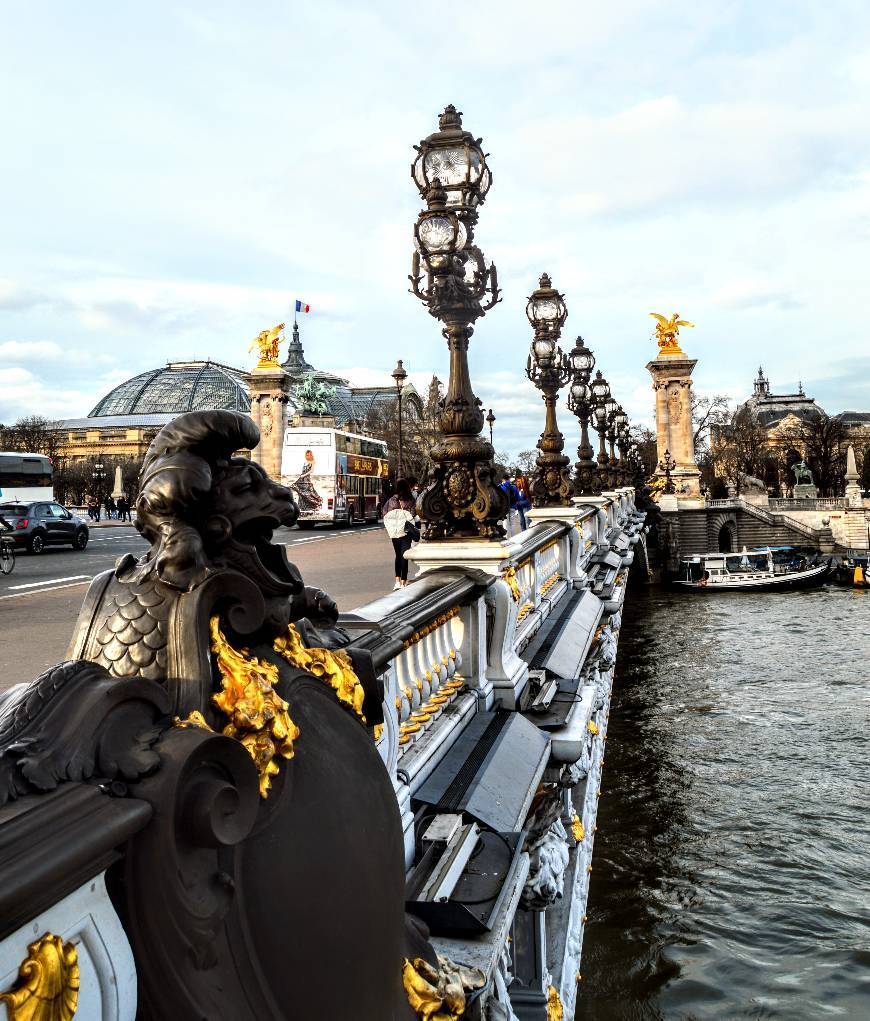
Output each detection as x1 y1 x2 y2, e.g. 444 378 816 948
692 393 731 451
0 415 62 460
711 409 768 493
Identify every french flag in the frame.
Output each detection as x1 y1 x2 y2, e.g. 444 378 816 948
295 300 310 314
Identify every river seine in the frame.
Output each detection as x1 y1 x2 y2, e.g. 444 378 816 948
581 586 869 1020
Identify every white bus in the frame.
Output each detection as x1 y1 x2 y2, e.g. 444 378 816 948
281 427 388 528
0 452 53 502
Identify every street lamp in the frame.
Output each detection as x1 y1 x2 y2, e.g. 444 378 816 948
590 371 612 490
525 273 571 506
409 105 506 539
486 408 496 446
660 448 677 494
391 359 408 480
566 336 597 496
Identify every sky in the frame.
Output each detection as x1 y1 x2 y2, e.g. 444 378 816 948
1 1 869 457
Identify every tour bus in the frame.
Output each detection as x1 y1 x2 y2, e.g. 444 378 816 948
281 427 389 528
0 452 53 502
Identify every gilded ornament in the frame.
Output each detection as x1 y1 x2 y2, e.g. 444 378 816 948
587 720 599 736
273 623 366 723
649 312 693 356
502 566 521 602
249 322 284 368
571 813 585 843
0 933 79 1021
546 984 564 1021
177 617 300 798
402 955 484 1021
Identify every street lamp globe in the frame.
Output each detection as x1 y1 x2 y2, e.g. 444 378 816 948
568 379 591 408
569 336 595 377
412 105 492 210
604 396 619 422
391 359 408 392
526 273 568 332
532 334 557 369
590 370 610 405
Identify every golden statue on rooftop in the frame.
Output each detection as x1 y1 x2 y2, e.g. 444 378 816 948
650 312 694 355
249 323 285 368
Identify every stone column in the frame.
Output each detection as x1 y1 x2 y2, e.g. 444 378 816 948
247 367 290 481
646 351 702 498
844 444 862 508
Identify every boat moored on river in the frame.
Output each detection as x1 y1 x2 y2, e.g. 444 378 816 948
675 548 831 592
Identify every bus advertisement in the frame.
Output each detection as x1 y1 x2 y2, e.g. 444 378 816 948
0 452 53 503
281 428 388 527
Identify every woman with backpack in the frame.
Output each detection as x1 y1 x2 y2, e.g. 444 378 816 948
382 478 419 590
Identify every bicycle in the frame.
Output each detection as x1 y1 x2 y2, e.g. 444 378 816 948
0 537 15 576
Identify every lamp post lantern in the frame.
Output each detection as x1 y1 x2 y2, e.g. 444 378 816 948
566 336 597 496
486 408 496 446
525 274 572 506
660 448 677 494
409 105 507 539
590 371 612 490
391 359 408 480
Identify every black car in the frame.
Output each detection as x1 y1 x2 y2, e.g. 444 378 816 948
0 501 89 553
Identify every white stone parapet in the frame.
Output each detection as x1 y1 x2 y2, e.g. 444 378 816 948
347 488 645 1018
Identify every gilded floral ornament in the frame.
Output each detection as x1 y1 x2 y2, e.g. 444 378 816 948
273 623 366 723
502 566 521 602
402 955 485 1021
571 813 585 843
587 719 599 736
176 617 300 798
546 984 564 1021
0 933 79 1021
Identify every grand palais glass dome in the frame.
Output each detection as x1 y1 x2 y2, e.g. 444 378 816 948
88 361 251 418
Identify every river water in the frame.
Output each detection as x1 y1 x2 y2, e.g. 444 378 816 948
580 586 869 1020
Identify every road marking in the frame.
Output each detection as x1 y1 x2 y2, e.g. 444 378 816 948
0 579 94 601
8 575 92 590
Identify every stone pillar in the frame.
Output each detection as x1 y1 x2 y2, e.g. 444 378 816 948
844 444 862 508
646 351 702 498
247 367 290 481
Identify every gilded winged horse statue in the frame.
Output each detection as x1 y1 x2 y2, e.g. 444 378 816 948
650 312 694 353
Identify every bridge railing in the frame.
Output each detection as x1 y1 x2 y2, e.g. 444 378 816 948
769 498 847 510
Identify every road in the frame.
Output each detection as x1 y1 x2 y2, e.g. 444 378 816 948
0 523 396 692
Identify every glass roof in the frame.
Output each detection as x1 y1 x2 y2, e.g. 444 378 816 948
88 361 250 417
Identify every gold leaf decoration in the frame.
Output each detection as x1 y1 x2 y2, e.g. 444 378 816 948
402 955 485 1021
177 617 300 798
502 566 521 602
546 984 564 1021
0 933 79 1021
571 813 585 843
587 719 599 736
273 622 366 723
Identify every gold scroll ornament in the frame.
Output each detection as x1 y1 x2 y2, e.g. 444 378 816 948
649 312 693 356
0 934 79 1021
402 956 485 1021
546 984 564 1021
177 617 300 798
502 566 521 602
273 623 366 723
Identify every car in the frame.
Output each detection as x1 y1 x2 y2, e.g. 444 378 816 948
0 501 89 553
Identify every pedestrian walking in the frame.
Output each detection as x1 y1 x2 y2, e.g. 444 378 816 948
499 472 524 536
117 496 131 522
381 478 419 590
514 474 531 531
105 496 115 520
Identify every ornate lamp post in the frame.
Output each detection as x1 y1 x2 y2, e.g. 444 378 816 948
486 408 496 446
391 359 408 480
525 274 572 506
590 371 612 491
660 448 677 494
409 105 507 539
613 406 629 485
603 396 620 488
566 336 598 497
